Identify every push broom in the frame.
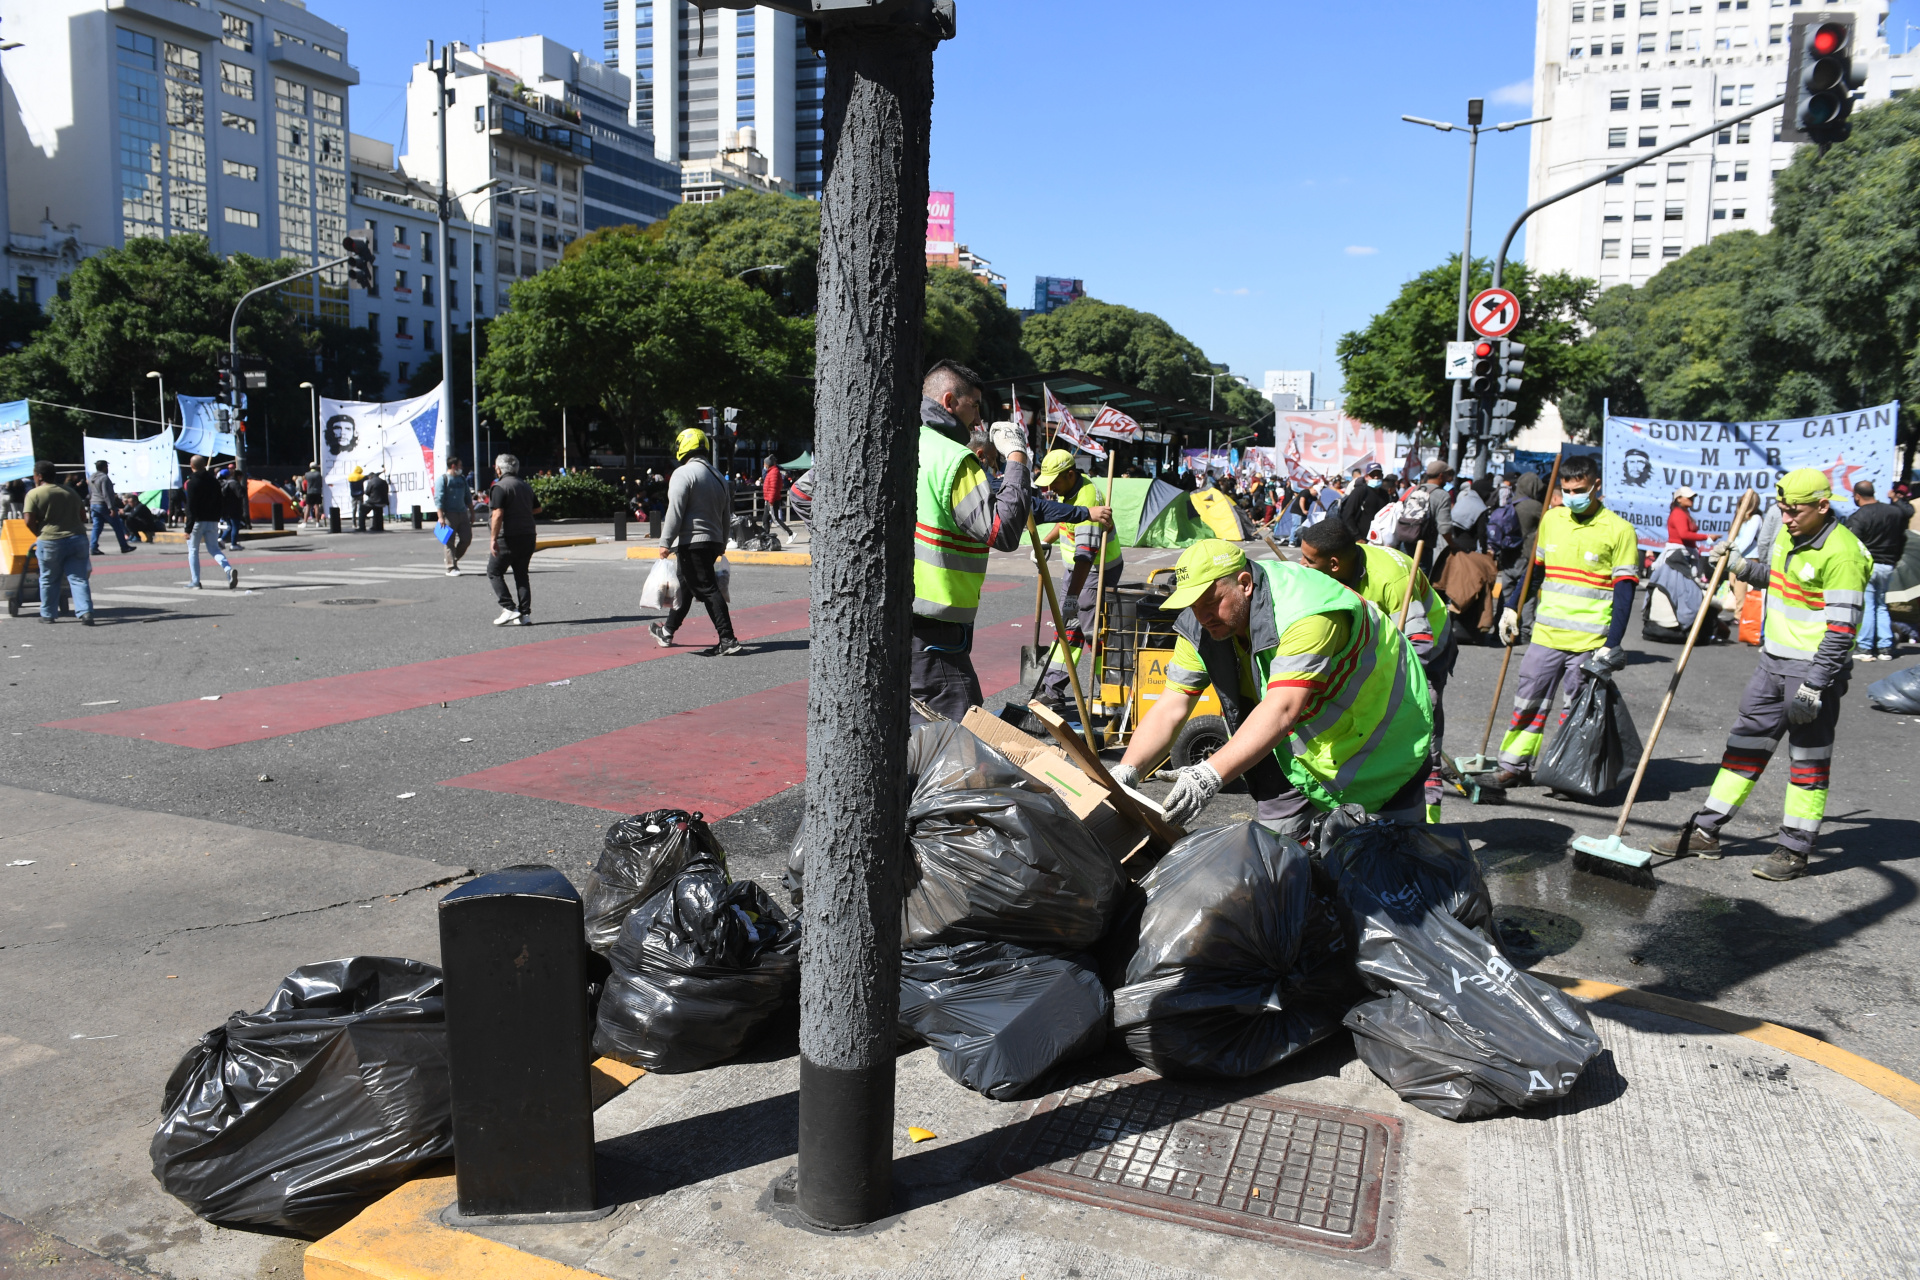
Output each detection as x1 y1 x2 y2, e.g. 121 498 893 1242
1569 489 1760 886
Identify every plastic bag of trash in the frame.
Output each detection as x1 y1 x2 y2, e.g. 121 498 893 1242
898 943 1109 1100
1111 822 1360 1078
592 854 800 1073
1532 670 1643 800
639 555 681 610
788 721 1124 951
714 553 731 602
581 810 724 955
1324 820 1601 1120
1867 664 1920 714
150 957 451 1235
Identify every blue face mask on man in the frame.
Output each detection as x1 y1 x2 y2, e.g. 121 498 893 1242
1367 477 1381 489
1564 489 1595 514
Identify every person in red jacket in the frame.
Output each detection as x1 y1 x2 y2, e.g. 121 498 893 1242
761 462 792 539
1667 487 1708 554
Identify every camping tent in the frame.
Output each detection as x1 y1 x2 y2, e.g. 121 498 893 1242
778 451 814 470
1188 487 1255 541
1094 477 1209 548
247 479 298 522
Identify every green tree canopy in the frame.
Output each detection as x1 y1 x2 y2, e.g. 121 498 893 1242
0 235 384 463
481 226 810 467
1019 297 1265 421
1336 256 1604 445
924 265 1028 384
643 189 822 318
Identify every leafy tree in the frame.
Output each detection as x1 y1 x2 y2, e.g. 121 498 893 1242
480 226 810 468
924 266 1028 384
1336 256 1605 446
1020 297 1256 415
643 189 821 318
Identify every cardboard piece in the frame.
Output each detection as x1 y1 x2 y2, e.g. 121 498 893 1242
1019 748 1151 864
1027 701 1186 849
960 707 1052 767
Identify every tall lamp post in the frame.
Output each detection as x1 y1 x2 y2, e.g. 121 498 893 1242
1401 101 1547 476
145 370 165 441
300 381 318 466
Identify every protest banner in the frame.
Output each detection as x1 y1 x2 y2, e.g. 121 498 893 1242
174 396 239 459
0 400 31 484
319 386 448 514
83 429 179 492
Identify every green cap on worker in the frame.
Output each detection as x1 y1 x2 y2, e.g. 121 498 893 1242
1036 448 1077 484
1776 468 1833 505
1163 539 1249 610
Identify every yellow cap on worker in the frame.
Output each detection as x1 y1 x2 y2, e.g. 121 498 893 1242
675 427 709 460
1036 448 1077 484
1163 539 1250 610
1776 468 1832 504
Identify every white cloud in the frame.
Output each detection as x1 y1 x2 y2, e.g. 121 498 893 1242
1212 286 1254 296
1344 246 1378 257
1491 78 1533 107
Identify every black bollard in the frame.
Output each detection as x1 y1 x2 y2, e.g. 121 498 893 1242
272 502 284 531
437 866 609 1223
647 511 661 540
372 507 384 532
411 504 423 530
328 505 341 533
612 507 627 542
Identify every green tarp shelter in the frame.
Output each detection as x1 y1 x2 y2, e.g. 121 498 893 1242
1091 477 1209 549
778 451 814 470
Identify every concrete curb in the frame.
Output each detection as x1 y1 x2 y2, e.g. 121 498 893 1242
301 980 1920 1279
534 536 600 552
151 529 298 545
623 547 810 566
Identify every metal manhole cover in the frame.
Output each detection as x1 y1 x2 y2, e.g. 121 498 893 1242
990 1071 1401 1266
320 598 381 605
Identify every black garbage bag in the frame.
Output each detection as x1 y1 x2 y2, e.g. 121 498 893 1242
898 943 1109 1100
582 810 724 955
1867 664 1920 714
1533 670 1643 800
1112 822 1360 1078
788 721 1123 950
592 854 801 1073
150 957 451 1235
1325 820 1601 1120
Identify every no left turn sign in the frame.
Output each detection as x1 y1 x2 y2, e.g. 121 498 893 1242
1469 287 1521 338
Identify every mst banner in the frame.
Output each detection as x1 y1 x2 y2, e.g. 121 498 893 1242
1604 402 1901 547
319 387 447 514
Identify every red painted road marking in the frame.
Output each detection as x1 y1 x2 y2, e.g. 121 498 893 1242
87 551 365 577
438 619 1033 816
43 599 813 749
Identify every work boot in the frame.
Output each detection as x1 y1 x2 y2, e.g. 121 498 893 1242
1751 846 1808 881
1483 769 1530 791
1650 824 1721 860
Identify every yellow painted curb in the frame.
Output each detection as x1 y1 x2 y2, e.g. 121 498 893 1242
150 528 298 544
623 546 810 566
1539 974 1920 1120
534 536 598 551
305 1058 643 1280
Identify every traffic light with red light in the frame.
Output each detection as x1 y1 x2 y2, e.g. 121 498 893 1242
1467 340 1498 397
1786 13 1864 146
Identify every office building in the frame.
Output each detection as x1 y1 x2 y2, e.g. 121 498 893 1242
679 127 790 203
1264 370 1314 409
609 2 821 196
3 0 359 320
1525 0 1918 288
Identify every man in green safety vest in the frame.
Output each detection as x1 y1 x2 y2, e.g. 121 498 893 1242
1108 539 1433 837
1653 468 1872 880
912 360 1036 719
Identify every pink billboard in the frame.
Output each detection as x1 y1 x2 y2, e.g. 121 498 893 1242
926 191 955 245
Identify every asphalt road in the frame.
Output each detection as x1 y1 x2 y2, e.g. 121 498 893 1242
4 525 1918 1085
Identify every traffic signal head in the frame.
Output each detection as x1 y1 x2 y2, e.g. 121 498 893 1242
1497 340 1526 395
343 236 375 290
1792 14 1864 144
1468 340 1498 397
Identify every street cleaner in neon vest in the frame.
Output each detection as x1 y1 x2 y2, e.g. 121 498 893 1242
1650 468 1871 881
1486 451 1640 790
1106 539 1434 837
1298 517 1456 823
1034 447 1124 712
913 360 1054 719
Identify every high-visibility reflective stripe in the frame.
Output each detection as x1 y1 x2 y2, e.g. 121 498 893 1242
1783 785 1827 822
1823 589 1864 606
1535 611 1609 634
1542 582 1613 601
1329 649 1409 792
1498 727 1544 766
914 426 986 624
1708 767 1756 810
1788 742 1833 761
1729 733 1781 750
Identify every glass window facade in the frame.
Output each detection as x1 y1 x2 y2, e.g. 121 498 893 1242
116 29 165 242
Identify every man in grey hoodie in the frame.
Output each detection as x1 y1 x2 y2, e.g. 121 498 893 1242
650 426 741 657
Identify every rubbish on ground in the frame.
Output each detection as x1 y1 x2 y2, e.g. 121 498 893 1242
1112 822 1358 1078
1533 671 1642 800
907 1127 938 1143
899 942 1109 1100
395 792 416 799
257 774 272 783
82 700 119 706
639 557 681 610
547 679 571 687
1325 820 1601 1120
583 811 723 955
457 737 473 743
1867 665 1920 714
8 860 35 867
150 956 452 1235
787 721 1125 950
592 853 800 1073
199 695 221 701
70 1034 119 1040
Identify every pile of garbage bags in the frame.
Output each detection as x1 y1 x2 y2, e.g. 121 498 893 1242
150 957 452 1235
582 810 725 955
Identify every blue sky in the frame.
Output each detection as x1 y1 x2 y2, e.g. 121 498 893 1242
331 0 1920 400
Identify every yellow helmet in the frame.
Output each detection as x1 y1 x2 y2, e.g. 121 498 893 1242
675 427 709 461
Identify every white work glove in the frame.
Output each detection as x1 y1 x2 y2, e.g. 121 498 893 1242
1060 595 1080 625
1498 607 1521 646
989 422 1029 465
1161 762 1222 826
1582 645 1626 678
1718 548 1749 578
1108 762 1141 790
1787 683 1823 727
1029 543 1051 565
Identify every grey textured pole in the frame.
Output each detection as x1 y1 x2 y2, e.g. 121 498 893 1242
797 13 937 1231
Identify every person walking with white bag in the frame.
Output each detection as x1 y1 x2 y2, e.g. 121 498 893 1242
648 427 741 657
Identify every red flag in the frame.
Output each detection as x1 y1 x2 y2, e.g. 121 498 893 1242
1088 405 1140 443
1046 386 1104 457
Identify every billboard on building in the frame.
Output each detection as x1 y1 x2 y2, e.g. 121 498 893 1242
926 191 957 268
1034 276 1085 314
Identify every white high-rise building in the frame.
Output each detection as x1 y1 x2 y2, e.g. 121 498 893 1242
1264 370 1314 409
1525 0 1917 289
608 2 822 196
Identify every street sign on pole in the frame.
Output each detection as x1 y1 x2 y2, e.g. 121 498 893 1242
1468 287 1521 338
1444 341 1475 380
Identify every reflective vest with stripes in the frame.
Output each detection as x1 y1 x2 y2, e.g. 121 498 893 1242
1058 479 1122 566
1355 543 1451 652
1183 559 1432 812
1532 504 1637 653
913 425 989 625
1762 517 1871 661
